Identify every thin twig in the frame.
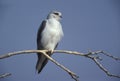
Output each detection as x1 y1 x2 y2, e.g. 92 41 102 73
101 51 120 61
92 57 120 78
0 73 11 78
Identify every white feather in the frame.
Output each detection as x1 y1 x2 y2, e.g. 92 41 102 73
41 18 63 50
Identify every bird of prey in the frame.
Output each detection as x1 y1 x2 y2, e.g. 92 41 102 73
36 11 64 73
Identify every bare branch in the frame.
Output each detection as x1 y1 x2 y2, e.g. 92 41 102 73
0 50 47 59
0 73 11 79
39 51 79 81
0 50 120 80
101 51 120 61
92 57 120 78
0 50 79 81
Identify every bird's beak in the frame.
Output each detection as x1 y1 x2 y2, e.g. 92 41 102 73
60 15 62 18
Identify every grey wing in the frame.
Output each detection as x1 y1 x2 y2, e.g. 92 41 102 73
36 20 47 73
37 20 46 50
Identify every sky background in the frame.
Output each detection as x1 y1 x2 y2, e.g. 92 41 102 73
0 0 120 81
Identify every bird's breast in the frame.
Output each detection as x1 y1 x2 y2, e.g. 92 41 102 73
41 19 63 50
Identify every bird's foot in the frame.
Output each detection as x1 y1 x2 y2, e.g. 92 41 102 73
48 49 54 54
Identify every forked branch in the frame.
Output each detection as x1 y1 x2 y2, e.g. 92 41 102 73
0 50 120 81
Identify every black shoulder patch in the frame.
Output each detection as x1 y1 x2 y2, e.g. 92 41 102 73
37 20 46 48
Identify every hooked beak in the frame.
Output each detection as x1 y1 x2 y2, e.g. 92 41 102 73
60 15 62 18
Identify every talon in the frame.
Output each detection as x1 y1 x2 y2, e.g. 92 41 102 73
48 49 54 54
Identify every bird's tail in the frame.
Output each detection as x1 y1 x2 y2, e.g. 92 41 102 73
36 52 51 74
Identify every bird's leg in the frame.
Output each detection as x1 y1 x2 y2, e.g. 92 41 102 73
48 49 54 54
50 49 54 53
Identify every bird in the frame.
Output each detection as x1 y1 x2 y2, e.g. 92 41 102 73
36 11 64 74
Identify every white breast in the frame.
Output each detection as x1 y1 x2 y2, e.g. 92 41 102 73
41 18 64 50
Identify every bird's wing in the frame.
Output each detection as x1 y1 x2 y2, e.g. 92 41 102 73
36 20 47 73
37 20 46 49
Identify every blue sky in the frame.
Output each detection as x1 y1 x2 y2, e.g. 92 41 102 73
0 0 120 81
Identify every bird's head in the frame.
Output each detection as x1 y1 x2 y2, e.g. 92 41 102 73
47 11 62 21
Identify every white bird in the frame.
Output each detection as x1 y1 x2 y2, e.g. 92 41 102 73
36 11 64 73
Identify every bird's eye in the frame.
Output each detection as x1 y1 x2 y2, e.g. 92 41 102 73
54 13 59 15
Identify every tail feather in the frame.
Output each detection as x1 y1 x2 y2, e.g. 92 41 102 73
36 52 51 73
36 58 48 73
